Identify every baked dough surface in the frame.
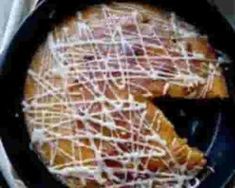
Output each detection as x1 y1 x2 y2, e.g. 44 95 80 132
23 2 227 187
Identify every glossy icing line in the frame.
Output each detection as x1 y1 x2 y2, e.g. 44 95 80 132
22 2 223 187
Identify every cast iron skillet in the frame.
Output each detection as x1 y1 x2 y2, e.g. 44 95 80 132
0 0 235 187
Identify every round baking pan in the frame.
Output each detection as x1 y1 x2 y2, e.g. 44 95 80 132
0 0 235 187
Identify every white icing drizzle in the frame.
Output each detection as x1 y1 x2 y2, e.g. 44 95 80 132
22 2 226 187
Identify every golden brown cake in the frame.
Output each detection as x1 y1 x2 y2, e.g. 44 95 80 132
23 2 228 187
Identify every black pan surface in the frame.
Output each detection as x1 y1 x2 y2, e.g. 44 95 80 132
0 0 235 187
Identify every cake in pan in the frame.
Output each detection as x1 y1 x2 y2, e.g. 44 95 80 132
23 2 228 187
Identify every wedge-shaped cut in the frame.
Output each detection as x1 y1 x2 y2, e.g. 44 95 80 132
25 82 206 187
23 2 228 187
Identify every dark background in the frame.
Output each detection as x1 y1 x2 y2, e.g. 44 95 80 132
214 0 235 28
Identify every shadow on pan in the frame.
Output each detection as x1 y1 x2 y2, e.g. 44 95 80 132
0 0 235 187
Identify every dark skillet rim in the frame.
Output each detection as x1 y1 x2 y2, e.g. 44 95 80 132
0 0 235 187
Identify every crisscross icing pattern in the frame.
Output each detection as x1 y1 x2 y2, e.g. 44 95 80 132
23 2 225 187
